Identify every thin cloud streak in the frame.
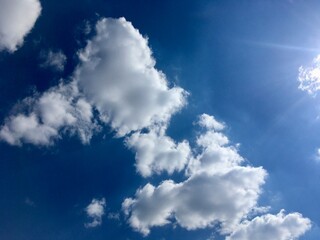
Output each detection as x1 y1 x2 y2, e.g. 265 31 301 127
240 40 320 53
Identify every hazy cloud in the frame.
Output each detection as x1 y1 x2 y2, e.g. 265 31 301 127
40 49 67 72
107 212 120 221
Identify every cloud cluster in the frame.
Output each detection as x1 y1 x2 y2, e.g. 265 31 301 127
85 198 106 228
122 115 312 238
0 16 312 239
0 0 41 52
0 82 96 145
226 210 311 240
122 115 267 236
75 18 187 137
39 49 67 72
298 54 320 95
0 17 186 147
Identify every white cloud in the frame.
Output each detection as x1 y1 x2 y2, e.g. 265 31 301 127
226 210 311 240
198 113 225 131
75 17 187 137
0 82 96 146
298 54 320 95
0 0 41 52
122 115 311 238
1 17 186 146
85 198 106 228
314 148 320 163
40 49 67 72
0 113 57 146
125 128 191 177
122 115 267 236
0 16 312 240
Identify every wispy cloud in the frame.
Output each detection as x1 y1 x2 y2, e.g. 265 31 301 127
39 49 67 72
240 40 320 53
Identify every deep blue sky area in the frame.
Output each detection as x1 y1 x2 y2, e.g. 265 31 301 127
1 0 320 239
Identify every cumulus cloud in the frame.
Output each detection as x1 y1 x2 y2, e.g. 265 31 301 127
0 0 41 52
75 17 187 137
40 49 67 72
226 210 311 240
122 114 267 236
0 17 186 146
0 82 96 145
298 54 320 95
122 114 311 238
125 128 191 177
85 198 106 228
0 16 311 239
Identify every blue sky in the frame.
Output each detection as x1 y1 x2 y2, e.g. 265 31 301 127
1 0 320 239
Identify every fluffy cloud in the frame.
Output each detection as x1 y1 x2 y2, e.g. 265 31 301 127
0 82 96 145
0 17 186 146
40 49 67 72
0 0 41 52
226 210 311 240
85 198 106 228
298 54 320 95
198 113 225 131
122 115 267 236
0 16 312 239
125 128 191 177
75 18 187 137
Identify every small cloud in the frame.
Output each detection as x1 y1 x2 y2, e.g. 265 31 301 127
206 233 216 240
298 54 320 95
107 212 120 221
248 206 271 218
85 198 106 228
25 197 35 207
314 148 320 162
82 20 92 35
39 49 67 72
